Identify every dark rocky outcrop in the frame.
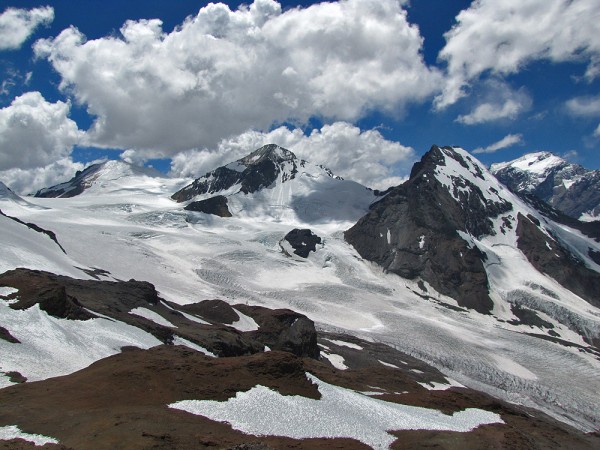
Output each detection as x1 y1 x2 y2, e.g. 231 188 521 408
508 304 554 329
11 283 94 321
0 209 66 253
516 213 600 308
172 144 299 202
236 305 320 358
345 146 501 314
180 299 240 324
184 195 232 217
0 326 20 343
0 268 320 359
283 228 322 258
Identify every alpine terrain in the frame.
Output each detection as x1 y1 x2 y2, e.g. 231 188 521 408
491 152 600 221
0 144 599 449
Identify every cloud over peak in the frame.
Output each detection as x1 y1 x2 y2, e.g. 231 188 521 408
34 0 440 155
0 92 82 171
170 121 415 190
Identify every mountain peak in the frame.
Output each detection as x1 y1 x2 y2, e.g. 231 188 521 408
491 151 599 219
346 144 514 314
490 151 570 175
239 144 296 166
35 160 163 198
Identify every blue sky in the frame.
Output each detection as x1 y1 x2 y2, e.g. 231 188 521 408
1 0 599 193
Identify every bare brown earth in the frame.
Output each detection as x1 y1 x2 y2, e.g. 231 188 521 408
1 269 598 449
1 342 598 450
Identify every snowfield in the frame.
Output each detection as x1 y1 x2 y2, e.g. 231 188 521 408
1 157 599 432
170 373 504 450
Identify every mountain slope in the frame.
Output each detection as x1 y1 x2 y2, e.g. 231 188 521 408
34 160 164 198
346 145 600 327
172 144 377 225
3 145 600 436
491 152 600 220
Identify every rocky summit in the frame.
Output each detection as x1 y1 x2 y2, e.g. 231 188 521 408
173 143 376 224
346 145 512 313
172 144 301 202
491 152 600 221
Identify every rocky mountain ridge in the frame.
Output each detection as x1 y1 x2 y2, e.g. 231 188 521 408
491 152 600 220
346 145 600 331
173 143 376 224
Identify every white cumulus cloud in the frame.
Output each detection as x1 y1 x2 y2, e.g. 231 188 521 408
34 0 440 155
594 124 600 137
0 157 84 195
170 122 415 190
436 0 600 109
565 95 600 117
456 80 531 125
0 91 83 171
473 133 524 154
0 6 54 51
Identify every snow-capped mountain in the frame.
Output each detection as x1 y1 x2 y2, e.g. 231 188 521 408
172 144 377 225
34 160 165 198
491 152 600 221
0 181 44 209
347 145 600 315
1 144 600 447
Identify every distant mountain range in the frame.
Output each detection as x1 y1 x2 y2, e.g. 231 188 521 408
491 152 600 221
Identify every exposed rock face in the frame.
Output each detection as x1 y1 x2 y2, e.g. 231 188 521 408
236 305 320 358
184 195 232 217
516 213 600 308
181 299 239 324
0 268 319 359
518 193 600 242
491 152 600 220
172 144 300 202
170 143 376 224
283 228 322 258
346 146 508 314
0 209 66 253
0 325 20 343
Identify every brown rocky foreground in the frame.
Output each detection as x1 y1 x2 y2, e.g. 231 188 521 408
1 268 599 449
1 344 598 450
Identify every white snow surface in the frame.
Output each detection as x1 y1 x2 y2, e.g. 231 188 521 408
172 336 216 357
0 303 161 383
321 352 348 370
0 155 599 431
324 338 363 350
129 307 176 328
0 287 18 298
230 308 260 332
418 378 466 391
187 158 376 227
378 360 400 369
0 425 59 446
490 152 565 175
169 373 503 449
